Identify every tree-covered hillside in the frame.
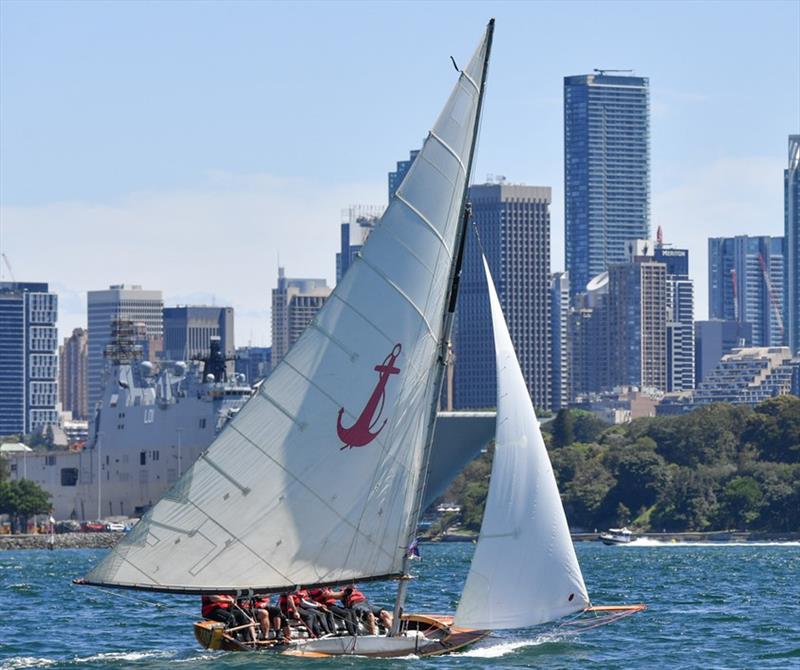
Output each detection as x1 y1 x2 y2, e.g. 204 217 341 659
438 396 800 533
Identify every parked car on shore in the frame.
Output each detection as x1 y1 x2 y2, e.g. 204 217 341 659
81 521 105 533
105 521 125 532
55 520 81 534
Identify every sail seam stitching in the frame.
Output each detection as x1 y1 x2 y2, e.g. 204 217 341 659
259 389 307 430
395 193 453 257
429 130 467 175
280 357 372 431
184 498 295 583
460 70 479 93
308 322 359 362
228 422 397 562
373 227 435 275
328 293 431 385
200 453 251 495
355 254 436 338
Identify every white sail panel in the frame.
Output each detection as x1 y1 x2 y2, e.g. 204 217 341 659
84 24 492 593
454 255 589 630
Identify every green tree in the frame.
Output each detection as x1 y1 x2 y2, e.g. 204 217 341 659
550 409 576 448
717 476 763 529
743 396 800 463
0 479 51 533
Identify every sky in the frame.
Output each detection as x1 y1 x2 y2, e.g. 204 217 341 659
1 0 798 348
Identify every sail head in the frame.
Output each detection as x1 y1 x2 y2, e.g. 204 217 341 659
83 22 493 595
454 255 590 630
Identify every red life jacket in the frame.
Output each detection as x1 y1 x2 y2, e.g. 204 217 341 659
313 587 338 607
201 595 231 618
253 596 271 609
279 593 296 614
344 588 366 607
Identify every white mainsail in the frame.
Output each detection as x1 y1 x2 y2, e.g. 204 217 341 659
84 23 493 593
454 255 590 629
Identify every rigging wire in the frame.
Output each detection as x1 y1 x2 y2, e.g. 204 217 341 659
80 582 198 617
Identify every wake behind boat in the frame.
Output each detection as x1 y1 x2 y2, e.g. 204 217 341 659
75 19 644 658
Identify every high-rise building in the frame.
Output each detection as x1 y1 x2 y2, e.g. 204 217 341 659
708 236 785 347
564 72 650 296
163 306 234 375
59 327 88 420
87 285 163 412
388 149 419 202
607 256 667 391
568 272 611 400
550 272 570 410
335 206 382 283
785 135 800 354
453 182 552 410
694 319 752 386
0 282 58 436
654 243 695 391
271 268 330 369
235 346 272 384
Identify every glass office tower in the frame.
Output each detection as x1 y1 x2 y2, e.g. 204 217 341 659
564 73 650 296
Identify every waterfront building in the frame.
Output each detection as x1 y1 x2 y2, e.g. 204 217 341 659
0 282 58 436
335 205 382 283
693 346 799 406
163 306 234 376
235 346 272 384
568 272 611 401
607 255 667 391
453 181 552 410
655 243 695 392
271 268 330 369
786 135 800 354
694 319 752 386
708 235 785 347
388 149 419 202
550 272 570 410
564 72 650 296
87 285 163 413
59 328 88 420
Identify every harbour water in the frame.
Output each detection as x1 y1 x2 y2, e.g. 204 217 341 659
1 541 798 669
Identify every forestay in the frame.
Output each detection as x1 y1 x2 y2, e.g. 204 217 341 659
454 255 590 629
83 25 492 594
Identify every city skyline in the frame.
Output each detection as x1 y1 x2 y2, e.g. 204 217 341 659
1 1 797 347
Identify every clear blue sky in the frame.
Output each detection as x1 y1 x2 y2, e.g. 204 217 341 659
1 0 798 346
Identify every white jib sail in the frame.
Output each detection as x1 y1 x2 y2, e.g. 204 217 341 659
84 24 492 593
454 255 589 630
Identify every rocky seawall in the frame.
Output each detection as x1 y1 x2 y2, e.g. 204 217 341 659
0 533 123 551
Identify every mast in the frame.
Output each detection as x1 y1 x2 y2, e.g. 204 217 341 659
389 17 495 634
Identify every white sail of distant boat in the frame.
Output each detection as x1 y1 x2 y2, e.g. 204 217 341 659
84 20 493 596
454 255 590 629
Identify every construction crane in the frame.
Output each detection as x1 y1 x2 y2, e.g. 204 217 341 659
593 69 634 76
758 253 785 339
1 253 15 282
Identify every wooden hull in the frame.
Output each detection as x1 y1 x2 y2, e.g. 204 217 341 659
194 613 489 657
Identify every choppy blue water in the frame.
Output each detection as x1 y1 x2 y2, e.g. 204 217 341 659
1 541 799 669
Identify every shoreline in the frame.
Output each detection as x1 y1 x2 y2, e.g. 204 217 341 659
422 530 800 544
3 529 800 551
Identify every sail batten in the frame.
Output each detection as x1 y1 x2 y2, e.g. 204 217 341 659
83 22 493 594
454 255 590 630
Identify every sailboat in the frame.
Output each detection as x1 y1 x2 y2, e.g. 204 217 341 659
76 19 644 658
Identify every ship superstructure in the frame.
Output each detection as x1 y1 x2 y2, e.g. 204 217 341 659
5 327 252 520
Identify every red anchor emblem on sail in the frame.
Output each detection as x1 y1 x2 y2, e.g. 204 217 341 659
337 343 402 449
